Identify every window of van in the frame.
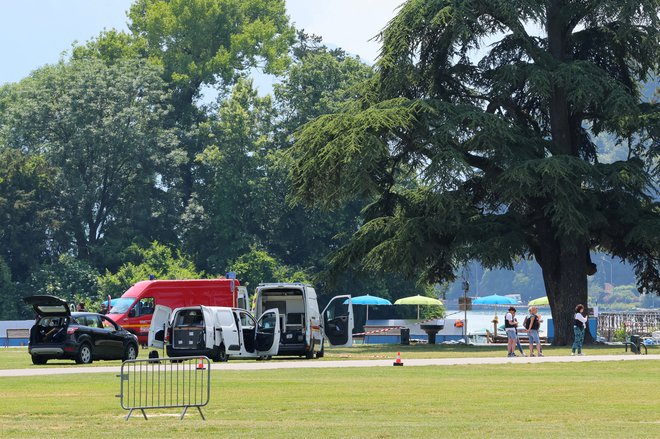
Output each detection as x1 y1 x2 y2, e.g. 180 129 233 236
134 297 154 317
175 310 203 326
217 311 234 326
239 311 255 329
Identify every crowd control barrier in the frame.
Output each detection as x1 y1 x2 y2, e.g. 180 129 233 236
117 356 211 420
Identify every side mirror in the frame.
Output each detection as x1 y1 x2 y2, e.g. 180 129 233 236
155 329 164 342
128 308 135 318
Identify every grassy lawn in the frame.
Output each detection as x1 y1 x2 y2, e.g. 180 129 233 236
0 346 659 438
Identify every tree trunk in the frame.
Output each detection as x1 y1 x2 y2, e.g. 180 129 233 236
537 234 590 346
539 1 593 346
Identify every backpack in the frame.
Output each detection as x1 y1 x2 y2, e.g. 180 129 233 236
523 315 534 330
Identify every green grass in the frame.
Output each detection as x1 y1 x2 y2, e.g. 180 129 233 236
324 342 659 359
0 343 656 369
0 346 659 438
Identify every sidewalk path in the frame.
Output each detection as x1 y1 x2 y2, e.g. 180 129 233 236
1 354 657 377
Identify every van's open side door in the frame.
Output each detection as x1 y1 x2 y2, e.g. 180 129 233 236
148 305 172 349
322 295 353 347
255 308 280 357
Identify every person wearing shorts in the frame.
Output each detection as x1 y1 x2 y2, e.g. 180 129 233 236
527 306 542 356
504 307 518 357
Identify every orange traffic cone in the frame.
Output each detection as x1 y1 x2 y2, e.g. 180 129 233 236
393 351 404 366
197 357 205 370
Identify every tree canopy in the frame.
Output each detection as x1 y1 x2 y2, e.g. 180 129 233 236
1 58 173 263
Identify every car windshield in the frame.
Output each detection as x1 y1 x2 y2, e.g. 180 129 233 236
108 298 135 314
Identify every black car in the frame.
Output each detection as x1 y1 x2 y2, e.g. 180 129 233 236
24 295 139 365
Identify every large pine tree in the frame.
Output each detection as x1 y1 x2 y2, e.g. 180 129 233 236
288 0 660 344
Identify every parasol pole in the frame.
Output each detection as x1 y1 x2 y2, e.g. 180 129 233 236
462 279 469 344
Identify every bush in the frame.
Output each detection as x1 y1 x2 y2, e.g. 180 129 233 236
98 241 203 299
613 325 627 342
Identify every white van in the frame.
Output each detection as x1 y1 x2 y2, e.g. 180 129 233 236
148 305 280 361
253 283 353 358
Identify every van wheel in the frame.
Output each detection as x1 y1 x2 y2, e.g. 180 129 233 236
305 339 315 359
214 344 228 362
75 343 93 364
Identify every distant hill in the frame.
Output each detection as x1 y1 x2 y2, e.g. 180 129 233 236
447 253 637 303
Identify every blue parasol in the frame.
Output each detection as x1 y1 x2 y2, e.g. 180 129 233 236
344 294 392 320
472 294 517 305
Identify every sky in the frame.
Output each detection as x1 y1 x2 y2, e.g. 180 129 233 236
0 0 404 86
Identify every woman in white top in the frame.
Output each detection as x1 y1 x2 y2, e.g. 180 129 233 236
571 304 588 356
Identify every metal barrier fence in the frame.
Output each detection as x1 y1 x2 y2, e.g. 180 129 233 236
117 356 211 420
597 311 660 341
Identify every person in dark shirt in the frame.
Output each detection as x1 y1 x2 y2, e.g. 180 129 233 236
526 306 543 357
571 304 588 356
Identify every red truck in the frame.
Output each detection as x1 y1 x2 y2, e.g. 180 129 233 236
106 279 248 345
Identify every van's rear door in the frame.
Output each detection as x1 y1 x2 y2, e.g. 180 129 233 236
200 306 215 349
237 286 248 310
322 295 353 347
148 305 172 349
255 308 280 357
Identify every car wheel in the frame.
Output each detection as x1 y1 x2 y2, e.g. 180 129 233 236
75 343 93 364
31 355 47 365
123 343 138 361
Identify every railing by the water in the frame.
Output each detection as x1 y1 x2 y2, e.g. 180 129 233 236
117 356 211 421
597 311 660 341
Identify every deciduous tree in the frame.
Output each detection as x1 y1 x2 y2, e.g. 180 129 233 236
2 59 172 264
0 147 58 281
127 0 295 209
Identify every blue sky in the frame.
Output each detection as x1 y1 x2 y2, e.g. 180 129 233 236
0 0 403 86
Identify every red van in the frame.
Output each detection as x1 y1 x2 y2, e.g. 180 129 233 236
106 279 248 345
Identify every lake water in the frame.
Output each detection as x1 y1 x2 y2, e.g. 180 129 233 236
444 307 552 334
362 306 553 343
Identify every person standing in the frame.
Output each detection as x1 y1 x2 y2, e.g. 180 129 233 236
504 307 518 357
526 306 543 357
571 304 588 356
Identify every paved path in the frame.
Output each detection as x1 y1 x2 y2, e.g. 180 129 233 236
1 354 657 377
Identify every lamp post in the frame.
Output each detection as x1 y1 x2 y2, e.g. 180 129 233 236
473 262 479 297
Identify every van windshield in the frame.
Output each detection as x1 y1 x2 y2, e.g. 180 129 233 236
108 298 135 314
